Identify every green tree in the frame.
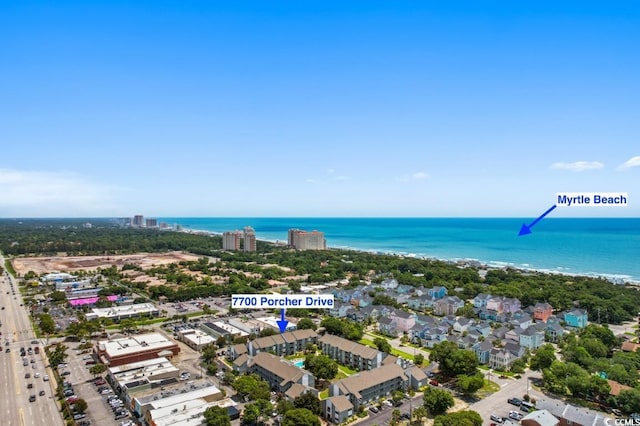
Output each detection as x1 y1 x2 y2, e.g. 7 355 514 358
89 363 107 377
282 408 320 426
374 337 392 353
293 391 320 415
234 374 271 401
49 291 67 302
617 388 640 414
296 318 317 331
414 353 425 366
390 408 401 426
530 344 556 371
38 313 55 335
457 372 485 395
73 398 88 413
392 390 405 405
455 304 477 319
204 405 231 426
433 410 482 426
202 343 218 364
423 386 454 415
304 354 338 381
47 343 68 367
277 399 295 415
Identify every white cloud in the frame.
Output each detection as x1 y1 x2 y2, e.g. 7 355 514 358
550 161 604 172
326 168 336 174
412 171 429 179
334 175 349 181
617 156 640 170
0 168 121 216
305 178 319 184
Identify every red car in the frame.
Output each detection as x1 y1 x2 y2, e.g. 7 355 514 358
429 379 439 386
94 379 105 386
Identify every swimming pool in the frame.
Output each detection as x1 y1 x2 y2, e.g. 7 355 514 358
293 359 304 368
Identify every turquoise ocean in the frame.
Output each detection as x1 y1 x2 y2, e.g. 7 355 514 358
158 218 640 282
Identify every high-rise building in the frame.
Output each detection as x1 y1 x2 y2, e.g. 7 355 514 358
223 231 242 250
145 218 158 228
288 229 326 250
132 215 144 227
243 226 256 252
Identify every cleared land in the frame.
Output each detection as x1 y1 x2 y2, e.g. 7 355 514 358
12 251 200 275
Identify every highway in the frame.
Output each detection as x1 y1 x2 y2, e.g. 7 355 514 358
0 255 63 426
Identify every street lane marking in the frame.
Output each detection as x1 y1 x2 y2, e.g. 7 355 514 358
19 408 24 426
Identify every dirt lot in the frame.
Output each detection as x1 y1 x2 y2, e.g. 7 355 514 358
12 251 201 275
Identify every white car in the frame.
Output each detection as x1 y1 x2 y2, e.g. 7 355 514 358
43 375 49 381
34 372 40 378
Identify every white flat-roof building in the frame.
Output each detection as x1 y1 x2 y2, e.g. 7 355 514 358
176 328 216 351
86 303 159 321
141 384 224 425
109 357 179 388
97 333 180 366
149 397 237 426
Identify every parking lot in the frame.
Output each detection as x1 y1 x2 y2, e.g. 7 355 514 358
58 342 129 426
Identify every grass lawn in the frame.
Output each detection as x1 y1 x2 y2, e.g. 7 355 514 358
359 338 377 348
319 389 329 400
475 380 500 398
338 364 357 375
391 348 415 361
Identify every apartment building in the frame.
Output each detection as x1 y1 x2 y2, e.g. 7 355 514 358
318 334 384 371
248 352 315 393
247 329 318 357
222 231 242 250
243 226 256 252
328 364 407 410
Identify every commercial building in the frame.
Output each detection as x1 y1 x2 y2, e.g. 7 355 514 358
176 328 216 351
200 321 249 340
318 334 384 371
288 229 326 250
243 226 256 252
86 303 159 321
328 364 407 410
133 383 224 425
97 333 180 366
145 218 158 228
108 357 180 401
148 397 237 426
222 231 241 251
248 352 315 393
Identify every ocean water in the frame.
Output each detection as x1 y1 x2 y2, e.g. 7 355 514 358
159 218 640 282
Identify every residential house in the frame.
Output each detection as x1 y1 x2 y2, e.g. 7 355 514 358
248 352 315 393
474 322 492 337
564 309 588 329
379 278 399 290
505 328 523 342
358 306 380 321
319 334 384 370
396 284 414 294
453 318 476 333
493 326 510 340
434 296 464 316
328 364 407 411
378 317 398 337
489 347 518 371
510 314 533 330
545 322 565 343
407 295 433 310
328 302 353 318
473 340 494 364
533 302 553 323
322 395 354 424
389 310 416 332
504 341 525 358
427 286 448 300
486 296 505 312
519 328 545 350
502 298 522 314
473 293 492 309
227 343 248 361
232 353 250 374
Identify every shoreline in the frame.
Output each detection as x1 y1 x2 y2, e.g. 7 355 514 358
177 227 640 286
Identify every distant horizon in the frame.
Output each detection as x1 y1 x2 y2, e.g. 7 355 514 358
1 215 637 220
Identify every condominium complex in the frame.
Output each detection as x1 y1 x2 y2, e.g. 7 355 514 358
288 228 326 250
248 352 315 393
318 334 384 371
132 215 144 227
328 364 407 410
145 218 158 228
222 231 241 250
222 226 257 251
243 226 256 252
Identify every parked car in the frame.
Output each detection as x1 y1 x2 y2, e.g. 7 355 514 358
29 395 36 402
368 406 379 414
490 414 504 423
507 397 522 406
429 379 439 386
39 390 45 396
509 411 524 421
73 413 86 420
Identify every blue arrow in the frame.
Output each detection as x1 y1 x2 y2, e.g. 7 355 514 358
276 308 288 333
518 205 557 236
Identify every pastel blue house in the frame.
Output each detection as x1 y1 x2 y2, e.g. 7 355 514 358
428 286 448 300
519 328 545 350
564 309 588 329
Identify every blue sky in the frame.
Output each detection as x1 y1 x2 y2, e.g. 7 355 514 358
1 1 638 217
